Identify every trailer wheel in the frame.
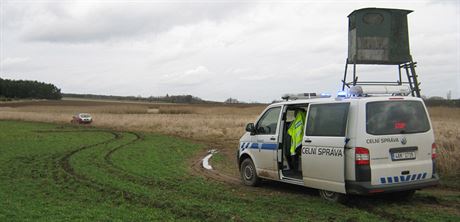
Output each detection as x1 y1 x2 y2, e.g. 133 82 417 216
319 190 346 203
240 158 260 186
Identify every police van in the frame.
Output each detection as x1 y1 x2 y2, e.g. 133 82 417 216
237 86 439 202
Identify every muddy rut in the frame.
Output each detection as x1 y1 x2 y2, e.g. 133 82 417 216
35 129 234 221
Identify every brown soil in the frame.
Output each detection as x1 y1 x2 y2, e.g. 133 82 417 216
189 148 241 185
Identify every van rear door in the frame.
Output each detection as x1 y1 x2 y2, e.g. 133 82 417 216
302 102 350 193
362 99 434 186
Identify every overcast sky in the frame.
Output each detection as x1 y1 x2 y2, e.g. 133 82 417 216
1 0 459 102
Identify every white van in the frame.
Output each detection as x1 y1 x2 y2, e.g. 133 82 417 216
237 87 439 202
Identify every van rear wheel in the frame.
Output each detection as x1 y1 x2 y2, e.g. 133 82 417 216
240 158 260 186
319 190 346 203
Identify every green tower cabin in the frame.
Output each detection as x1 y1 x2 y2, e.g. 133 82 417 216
348 8 412 64
342 7 421 97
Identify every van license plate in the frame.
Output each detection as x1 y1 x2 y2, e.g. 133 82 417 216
392 151 416 161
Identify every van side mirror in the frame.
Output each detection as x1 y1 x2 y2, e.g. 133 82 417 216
245 123 255 133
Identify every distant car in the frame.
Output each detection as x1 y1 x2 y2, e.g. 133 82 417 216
71 113 92 124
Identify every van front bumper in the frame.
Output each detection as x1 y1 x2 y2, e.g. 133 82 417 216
346 174 439 195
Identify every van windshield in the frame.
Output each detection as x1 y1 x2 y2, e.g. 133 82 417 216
366 101 430 135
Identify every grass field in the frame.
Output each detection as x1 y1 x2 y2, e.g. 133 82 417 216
0 120 459 221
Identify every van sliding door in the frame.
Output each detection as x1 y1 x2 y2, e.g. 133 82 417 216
301 102 349 193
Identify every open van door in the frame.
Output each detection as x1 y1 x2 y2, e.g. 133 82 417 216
301 102 350 193
251 106 282 179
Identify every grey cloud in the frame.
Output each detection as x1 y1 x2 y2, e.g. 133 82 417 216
1 57 29 67
428 0 460 6
160 66 213 86
12 2 252 43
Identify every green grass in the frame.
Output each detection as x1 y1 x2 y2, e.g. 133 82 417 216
0 120 458 221
439 175 460 190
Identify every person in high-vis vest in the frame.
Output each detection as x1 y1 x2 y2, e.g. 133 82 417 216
287 109 306 170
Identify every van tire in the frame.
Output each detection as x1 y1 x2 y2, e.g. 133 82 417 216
240 158 260 186
319 190 346 203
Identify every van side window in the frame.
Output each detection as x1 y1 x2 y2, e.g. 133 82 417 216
256 107 281 135
305 103 349 137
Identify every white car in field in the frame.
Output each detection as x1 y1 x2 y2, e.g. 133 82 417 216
71 113 93 124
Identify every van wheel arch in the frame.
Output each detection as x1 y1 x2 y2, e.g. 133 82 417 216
239 153 252 169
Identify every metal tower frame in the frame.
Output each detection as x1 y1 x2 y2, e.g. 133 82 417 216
341 60 421 97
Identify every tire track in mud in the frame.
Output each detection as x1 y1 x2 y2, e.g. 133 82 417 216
101 132 161 184
35 129 121 186
58 131 121 181
98 132 173 188
37 129 234 221
99 133 244 205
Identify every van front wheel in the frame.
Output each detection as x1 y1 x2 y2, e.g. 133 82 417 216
319 190 346 203
240 158 260 186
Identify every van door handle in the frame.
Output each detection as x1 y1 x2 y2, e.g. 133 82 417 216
270 137 276 141
304 139 312 143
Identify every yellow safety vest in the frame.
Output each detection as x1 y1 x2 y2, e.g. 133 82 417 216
287 111 306 155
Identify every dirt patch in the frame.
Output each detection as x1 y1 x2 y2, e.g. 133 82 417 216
190 149 241 186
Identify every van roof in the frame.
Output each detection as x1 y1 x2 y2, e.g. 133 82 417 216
271 96 423 106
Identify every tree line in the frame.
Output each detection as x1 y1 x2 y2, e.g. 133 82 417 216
0 78 62 100
63 93 207 104
424 99 460 107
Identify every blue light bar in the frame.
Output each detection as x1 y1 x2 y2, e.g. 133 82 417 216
337 91 348 98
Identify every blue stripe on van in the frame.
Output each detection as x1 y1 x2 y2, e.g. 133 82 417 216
380 172 427 184
241 143 278 150
387 177 393 183
405 175 411 181
261 143 277 150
